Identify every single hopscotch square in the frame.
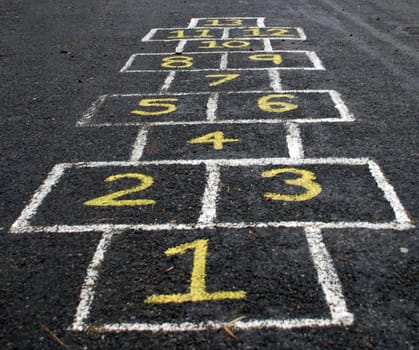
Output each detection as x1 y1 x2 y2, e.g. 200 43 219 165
70 227 354 332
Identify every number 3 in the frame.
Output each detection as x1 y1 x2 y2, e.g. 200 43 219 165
262 168 322 201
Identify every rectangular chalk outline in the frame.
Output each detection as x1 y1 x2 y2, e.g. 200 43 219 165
10 158 413 234
142 27 306 42
76 90 353 127
68 227 354 333
119 50 324 73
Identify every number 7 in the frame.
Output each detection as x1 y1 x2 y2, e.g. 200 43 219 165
205 73 240 86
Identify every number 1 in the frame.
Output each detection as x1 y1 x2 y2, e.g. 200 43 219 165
145 239 246 304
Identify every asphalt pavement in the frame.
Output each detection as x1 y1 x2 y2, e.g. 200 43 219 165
1 0 418 348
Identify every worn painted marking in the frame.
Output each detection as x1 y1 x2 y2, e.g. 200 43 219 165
70 227 352 332
141 123 288 161
77 90 353 127
70 230 117 331
10 158 413 234
188 17 265 28
129 127 148 161
142 27 306 41
120 51 324 72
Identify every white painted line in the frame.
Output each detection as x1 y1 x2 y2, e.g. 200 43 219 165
219 53 228 70
103 89 342 97
188 18 199 28
160 71 176 92
9 164 70 234
16 220 413 234
257 18 266 28
296 27 307 41
206 92 219 121
190 17 264 20
305 227 354 326
77 95 107 126
268 69 282 91
329 91 355 122
368 160 413 228
80 118 353 128
119 54 137 73
306 51 326 70
263 39 273 52
51 157 373 168
125 67 325 73
198 164 220 224
121 49 318 56
81 118 354 128
70 230 117 332
221 28 229 40
129 127 148 161
175 40 187 53
141 28 157 42
285 122 304 159
88 318 343 333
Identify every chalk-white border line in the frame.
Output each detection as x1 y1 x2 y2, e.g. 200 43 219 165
69 227 353 332
119 50 324 73
76 90 352 127
188 17 267 29
142 27 306 42
9 158 413 234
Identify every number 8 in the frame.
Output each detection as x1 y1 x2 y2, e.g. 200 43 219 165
161 55 193 69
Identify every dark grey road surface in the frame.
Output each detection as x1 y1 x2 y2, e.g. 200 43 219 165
1 0 418 348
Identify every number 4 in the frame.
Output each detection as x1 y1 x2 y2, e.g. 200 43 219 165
188 131 240 150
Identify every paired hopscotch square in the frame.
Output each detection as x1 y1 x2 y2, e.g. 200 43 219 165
119 51 324 73
77 90 353 127
141 27 305 42
10 158 413 234
70 227 353 332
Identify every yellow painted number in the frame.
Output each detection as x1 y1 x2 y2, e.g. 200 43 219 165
167 29 214 39
258 94 298 113
242 28 292 37
145 239 246 304
131 98 178 116
161 55 193 69
199 40 250 49
205 73 240 86
84 173 155 207
249 53 283 65
188 131 240 150
202 19 243 26
262 168 322 201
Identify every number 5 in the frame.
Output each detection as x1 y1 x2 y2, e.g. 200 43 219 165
131 98 178 116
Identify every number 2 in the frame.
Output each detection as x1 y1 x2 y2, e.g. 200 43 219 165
84 173 155 207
